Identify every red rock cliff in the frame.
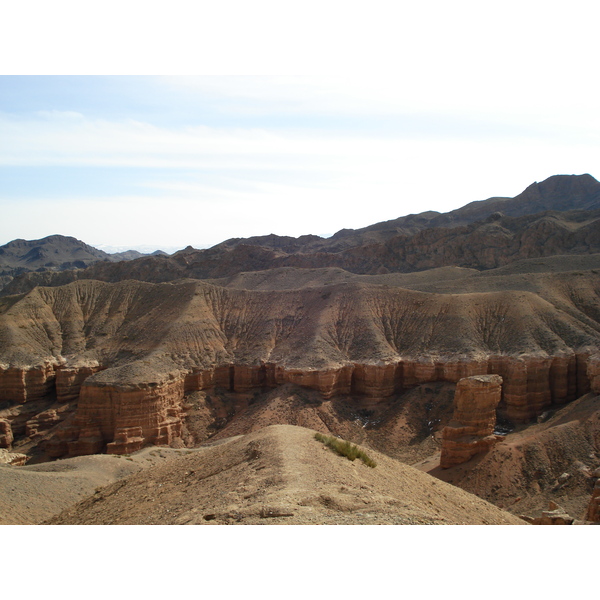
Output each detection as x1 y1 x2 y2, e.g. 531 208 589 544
47 373 185 457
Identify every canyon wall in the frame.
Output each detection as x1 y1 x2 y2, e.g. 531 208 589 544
0 362 57 404
0 418 13 448
180 353 590 415
46 376 184 458
585 478 600 523
587 355 600 393
55 364 105 402
1 351 595 457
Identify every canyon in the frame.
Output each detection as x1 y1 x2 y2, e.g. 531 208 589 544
1 173 600 524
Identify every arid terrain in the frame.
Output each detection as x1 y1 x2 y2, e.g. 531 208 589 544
1 173 600 525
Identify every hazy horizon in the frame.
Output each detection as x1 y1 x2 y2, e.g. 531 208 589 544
2 4 599 254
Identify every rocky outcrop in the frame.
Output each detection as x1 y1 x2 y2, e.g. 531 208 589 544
25 409 61 437
588 355 600 393
55 364 104 402
183 354 588 418
585 478 600 523
106 426 145 454
47 374 185 457
0 448 27 465
40 352 595 457
0 363 57 404
521 501 576 525
0 418 13 448
440 375 504 469
0 269 597 458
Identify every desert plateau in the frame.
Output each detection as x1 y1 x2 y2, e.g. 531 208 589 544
2 174 600 525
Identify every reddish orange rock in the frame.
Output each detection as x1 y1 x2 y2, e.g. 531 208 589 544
588 355 600 394
106 426 145 454
351 363 398 398
184 368 216 392
0 362 56 403
440 374 504 469
25 409 60 437
55 364 104 402
0 418 13 448
276 365 353 398
585 479 600 523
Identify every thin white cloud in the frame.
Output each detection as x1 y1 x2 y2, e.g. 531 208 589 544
1 66 599 249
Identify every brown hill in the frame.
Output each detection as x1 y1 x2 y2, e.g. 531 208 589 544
0 234 111 271
1 267 598 465
2 274 598 373
0 235 165 293
44 424 524 525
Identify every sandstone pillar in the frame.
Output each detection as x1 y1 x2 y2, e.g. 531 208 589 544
440 374 503 469
0 418 14 448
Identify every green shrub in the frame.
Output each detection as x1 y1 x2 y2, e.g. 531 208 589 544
314 433 376 468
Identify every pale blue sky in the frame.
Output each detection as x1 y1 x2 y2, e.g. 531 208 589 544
2 2 599 253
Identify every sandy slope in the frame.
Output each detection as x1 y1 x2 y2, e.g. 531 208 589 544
0 447 199 524
46 425 524 525
417 392 600 520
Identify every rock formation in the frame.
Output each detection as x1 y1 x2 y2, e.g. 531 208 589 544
46 370 185 458
585 478 600 523
0 448 27 466
588 355 600 393
1 175 599 460
56 364 104 402
521 501 576 525
0 418 13 448
0 272 597 456
440 375 504 468
0 363 57 404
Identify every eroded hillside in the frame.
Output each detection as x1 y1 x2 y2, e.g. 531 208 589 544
1 174 600 525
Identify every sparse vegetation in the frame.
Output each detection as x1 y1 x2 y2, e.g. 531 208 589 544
314 432 377 468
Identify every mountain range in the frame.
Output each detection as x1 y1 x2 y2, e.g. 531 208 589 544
1 173 600 525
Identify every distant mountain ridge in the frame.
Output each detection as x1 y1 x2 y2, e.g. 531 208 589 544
214 173 600 253
0 235 170 290
2 173 599 296
0 234 111 269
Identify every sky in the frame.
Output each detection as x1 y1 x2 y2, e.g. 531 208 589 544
1 1 599 254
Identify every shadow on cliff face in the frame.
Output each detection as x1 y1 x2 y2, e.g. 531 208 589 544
177 382 456 465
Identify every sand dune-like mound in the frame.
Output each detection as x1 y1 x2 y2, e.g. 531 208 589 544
46 424 524 525
0 452 144 524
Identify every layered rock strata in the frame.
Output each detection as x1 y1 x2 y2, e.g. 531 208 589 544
180 354 590 419
585 478 600 523
0 362 57 404
1 275 598 456
0 448 27 466
25 409 61 437
55 364 104 402
0 418 13 448
440 375 504 469
588 355 600 393
47 375 184 458
42 352 596 456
